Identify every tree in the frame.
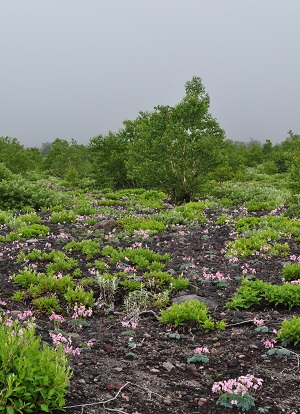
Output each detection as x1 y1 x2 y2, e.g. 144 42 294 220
244 139 263 167
89 131 132 189
0 137 29 174
124 76 226 201
42 138 91 179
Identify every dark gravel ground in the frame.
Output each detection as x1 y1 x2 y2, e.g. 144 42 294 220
0 206 300 414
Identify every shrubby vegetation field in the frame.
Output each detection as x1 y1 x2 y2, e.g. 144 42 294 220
1 78 300 413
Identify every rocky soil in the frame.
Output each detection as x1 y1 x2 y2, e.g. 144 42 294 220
0 206 299 414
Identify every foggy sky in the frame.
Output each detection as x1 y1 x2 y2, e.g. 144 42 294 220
1 0 300 148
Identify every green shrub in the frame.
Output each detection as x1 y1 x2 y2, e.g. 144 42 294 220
277 316 300 346
5 224 50 242
50 210 77 223
0 162 13 180
133 190 166 209
159 299 226 331
0 317 71 413
101 246 170 271
226 278 300 310
0 211 13 225
214 215 233 225
64 286 94 307
244 200 277 212
64 240 100 258
28 275 74 297
153 210 186 225
282 263 300 281
74 203 96 216
170 274 190 290
13 269 42 288
143 271 174 288
0 176 68 211
117 217 166 233
285 195 300 218
120 279 144 292
46 252 78 273
175 202 207 222
32 295 61 314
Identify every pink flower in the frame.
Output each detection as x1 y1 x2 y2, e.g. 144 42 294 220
263 339 276 349
5 317 13 326
231 400 238 405
49 313 65 323
18 310 34 320
194 347 210 354
253 318 264 326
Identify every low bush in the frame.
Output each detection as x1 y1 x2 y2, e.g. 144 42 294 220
282 263 300 281
159 299 226 330
277 316 300 346
0 316 71 412
226 278 300 310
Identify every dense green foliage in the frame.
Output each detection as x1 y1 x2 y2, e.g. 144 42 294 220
1 78 300 204
159 300 226 330
0 317 71 412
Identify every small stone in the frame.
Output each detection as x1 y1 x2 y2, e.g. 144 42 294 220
114 367 123 372
163 397 172 405
66 333 80 339
78 379 86 384
172 294 218 310
249 344 259 349
10 310 21 316
162 361 175 371
150 368 160 373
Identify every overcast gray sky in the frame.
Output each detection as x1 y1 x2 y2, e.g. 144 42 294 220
1 0 300 148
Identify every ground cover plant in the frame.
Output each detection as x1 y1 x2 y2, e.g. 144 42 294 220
0 181 300 413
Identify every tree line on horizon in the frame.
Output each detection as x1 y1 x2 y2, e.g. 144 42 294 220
1 77 300 200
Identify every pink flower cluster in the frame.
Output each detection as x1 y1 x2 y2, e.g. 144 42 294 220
72 304 93 319
18 310 34 320
212 374 263 396
123 266 137 273
49 332 80 356
194 347 210 354
202 268 231 281
49 313 65 323
282 278 300 285
253 318 264 326
263 339 277 349
241 263 256 275
121 321 139 329
133 229 150 239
